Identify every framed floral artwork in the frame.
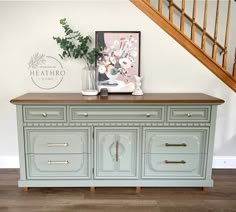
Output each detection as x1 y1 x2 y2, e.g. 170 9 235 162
95 31 141 93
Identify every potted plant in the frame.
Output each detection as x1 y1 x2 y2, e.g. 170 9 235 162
53 18 103 95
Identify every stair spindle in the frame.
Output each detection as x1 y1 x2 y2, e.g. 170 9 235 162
233 48 236 79
158 0 163 14
191 0 197 42
201 0 208 51
180 0 185 33
222 0 231 70
212 0 220 61
169 0 174 23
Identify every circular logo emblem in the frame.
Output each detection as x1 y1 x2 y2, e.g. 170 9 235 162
28 53 65 89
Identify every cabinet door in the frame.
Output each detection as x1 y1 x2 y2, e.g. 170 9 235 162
94 127 139 179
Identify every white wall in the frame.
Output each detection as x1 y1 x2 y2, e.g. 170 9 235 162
0 0 235 168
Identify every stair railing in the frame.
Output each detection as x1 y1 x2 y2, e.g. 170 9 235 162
131 0 236 91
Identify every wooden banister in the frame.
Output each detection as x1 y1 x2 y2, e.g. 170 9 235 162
201 0 208 51
191 0 197 42
212 0 220 61
222 0 231 70
180 0 185 33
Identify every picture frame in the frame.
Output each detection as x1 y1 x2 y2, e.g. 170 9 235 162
95 31 141 93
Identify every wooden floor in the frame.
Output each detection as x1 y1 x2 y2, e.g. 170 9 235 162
0 169 236 212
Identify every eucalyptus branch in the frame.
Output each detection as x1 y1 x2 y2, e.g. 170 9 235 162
53 18 103 69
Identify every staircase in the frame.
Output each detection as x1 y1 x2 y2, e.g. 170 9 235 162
130 0 236 92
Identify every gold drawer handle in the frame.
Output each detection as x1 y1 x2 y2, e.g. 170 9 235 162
187 113 192 118
165 143 187 147
165 160 186 164
47 143 69 147
115 141 119 162
48 160 69 165
42 112 47 117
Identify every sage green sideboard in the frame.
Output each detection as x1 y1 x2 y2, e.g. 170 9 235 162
10 93 224 191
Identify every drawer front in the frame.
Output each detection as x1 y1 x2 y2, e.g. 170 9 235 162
24 106 66 122
70 106 164 122
25 128 90 154
143 154 205 178
26 154 90 179
144 128 209 154
168 106 211 122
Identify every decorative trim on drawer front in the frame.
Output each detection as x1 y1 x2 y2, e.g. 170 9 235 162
143 127 209 154
24 128 91 154
23 122 211 127
23 106 67 122
69 106 165 122
168 106 211 122
26 153 91 179
142 153 206 179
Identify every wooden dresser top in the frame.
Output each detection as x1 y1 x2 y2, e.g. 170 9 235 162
10 93 225 104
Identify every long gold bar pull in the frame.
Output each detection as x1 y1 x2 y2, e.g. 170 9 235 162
165 160 186 164
115 141 119 162
165 143 187 147
48 160 69 165
47 143 69 147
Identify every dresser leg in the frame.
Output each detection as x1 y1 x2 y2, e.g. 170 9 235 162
90 187 96 192
22 187 29 192
136 186 141 193
202 187 208 192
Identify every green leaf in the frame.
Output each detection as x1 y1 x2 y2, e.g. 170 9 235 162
60 18 67 25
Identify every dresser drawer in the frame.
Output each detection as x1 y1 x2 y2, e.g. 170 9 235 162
69 106 164 122
26 154 90 179
23 106 66 122
25 128 91 154
144 128 209 154
143 154 206 178
168 106 211 122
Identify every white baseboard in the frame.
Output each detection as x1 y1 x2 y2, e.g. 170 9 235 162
0 156 19 168
0 156 236 169
212 156 236 169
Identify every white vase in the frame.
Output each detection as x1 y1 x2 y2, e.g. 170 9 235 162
81 66 98 96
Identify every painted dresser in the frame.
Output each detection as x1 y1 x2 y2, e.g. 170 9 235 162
10 93 224 191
